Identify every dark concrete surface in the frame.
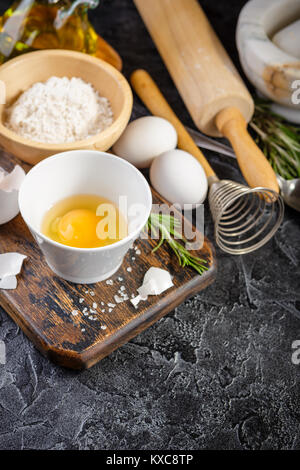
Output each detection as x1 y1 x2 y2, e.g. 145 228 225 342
0 0 299 450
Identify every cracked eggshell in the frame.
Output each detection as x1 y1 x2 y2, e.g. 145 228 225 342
0 165 26 225
0 253 27 290
139 267 174 296
112 116 178 168
150 149 208 209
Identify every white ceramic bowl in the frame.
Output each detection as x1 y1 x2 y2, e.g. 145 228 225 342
19 151 152 284
236 0 300 121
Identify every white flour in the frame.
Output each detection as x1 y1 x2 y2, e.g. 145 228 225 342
6 76 114 144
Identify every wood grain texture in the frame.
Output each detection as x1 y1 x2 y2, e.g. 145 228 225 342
0 152 216 370
215 107 279 192
133 0 254 137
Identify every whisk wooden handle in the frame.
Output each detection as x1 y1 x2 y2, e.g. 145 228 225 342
130 69 216 179
216 107 279 193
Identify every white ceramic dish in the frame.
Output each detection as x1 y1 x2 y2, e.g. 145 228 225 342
19 151 152 284
236 0 300 122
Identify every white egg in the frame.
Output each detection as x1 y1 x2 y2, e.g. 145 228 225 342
113 116 177 168
0 165 26 225
150 149 208 208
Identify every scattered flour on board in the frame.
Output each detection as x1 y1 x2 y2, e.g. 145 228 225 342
6 76 113 144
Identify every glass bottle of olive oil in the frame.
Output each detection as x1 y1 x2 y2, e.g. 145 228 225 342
0 0 100 64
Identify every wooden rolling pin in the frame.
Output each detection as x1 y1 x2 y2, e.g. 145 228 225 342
134 0 279 193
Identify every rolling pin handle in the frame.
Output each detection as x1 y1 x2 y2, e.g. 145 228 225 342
215 107 279 193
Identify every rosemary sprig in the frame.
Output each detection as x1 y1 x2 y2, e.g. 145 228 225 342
250 99 300 180
147 213 208 275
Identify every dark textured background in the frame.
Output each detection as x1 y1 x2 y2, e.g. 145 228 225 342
0 0 299 451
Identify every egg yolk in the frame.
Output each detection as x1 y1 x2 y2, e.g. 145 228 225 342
55 209 100 248
42 194 128 249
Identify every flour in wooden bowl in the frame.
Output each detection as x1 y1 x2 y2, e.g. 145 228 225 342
6 77 114 144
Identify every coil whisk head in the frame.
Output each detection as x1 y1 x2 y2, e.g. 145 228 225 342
208 180 284 255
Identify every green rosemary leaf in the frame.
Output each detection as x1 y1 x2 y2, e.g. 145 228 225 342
147 213 208 275
250 98 300 180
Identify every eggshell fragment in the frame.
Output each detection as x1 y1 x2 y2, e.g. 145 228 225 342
0 253 27 291
139 267 174 296
0 276 17 290
0 253 27 279
150 149 208 208
131 267 174 308
113 116 178 168
0 165 26 225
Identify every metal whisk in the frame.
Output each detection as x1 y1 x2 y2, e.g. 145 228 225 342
208 177 284 254
131 70 285 255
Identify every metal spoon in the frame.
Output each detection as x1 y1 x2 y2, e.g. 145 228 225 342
187 125 300 212
277 176 300 212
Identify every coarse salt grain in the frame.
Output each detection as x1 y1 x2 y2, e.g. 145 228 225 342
6 77 113 144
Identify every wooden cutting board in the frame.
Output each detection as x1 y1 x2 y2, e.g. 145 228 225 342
0 152 216 370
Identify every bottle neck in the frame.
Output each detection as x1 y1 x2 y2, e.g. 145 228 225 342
53 0 100 29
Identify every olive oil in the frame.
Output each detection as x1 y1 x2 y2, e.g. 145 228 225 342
0 1 99 64
42 194 128 249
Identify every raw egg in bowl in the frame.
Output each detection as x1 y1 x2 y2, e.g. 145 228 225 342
18 150 152 284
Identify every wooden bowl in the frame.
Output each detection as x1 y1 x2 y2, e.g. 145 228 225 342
0 50 133 165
